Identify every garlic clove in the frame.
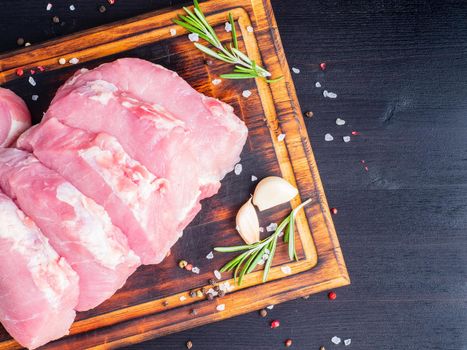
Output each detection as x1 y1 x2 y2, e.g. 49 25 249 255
252 176 299 211
236 198 260 244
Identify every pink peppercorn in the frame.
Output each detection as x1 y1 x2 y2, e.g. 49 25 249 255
16 68 24 77
330 208 338 215
320 62 326 70
285 339 293 347
328 291 336 300
270 320 280 329
185 264 193 271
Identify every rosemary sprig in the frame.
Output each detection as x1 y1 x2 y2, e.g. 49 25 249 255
173 0 282 83
215 198 312 285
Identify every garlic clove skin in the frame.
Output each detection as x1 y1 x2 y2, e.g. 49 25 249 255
236 198 260 244
252 176 299 211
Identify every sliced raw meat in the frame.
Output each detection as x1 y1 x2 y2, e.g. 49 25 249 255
0 88 31 147
52 59 247 190
0 190 78 349
0 148 140 311
42 59 248 262
42 81 203 263
18 118 168 264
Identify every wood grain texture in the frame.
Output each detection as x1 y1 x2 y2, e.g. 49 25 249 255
1 0 466 349
0 0 348 349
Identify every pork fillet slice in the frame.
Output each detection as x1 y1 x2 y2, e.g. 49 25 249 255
43 59 248 262
18 118 168 264
42 80 205 263
51 59 248 197
0 191 78 349
0 148 140 311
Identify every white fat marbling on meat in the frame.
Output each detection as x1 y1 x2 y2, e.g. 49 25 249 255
78 137 163 224
56 182 130 269
86 80 118 105
0 200 72 307
2 118 27 147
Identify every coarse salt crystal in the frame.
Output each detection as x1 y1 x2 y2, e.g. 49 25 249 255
278 231 284 237
192 267 200 274
281 265 292 274
214 270 222 280
266 305 274 310
266 222 277 232
224 22 232 32
344 339 352 346
262 253 269 261
58 58 66 65
212 78 222 85
170 28 177 36
264 249 270 254
69 4 75 11
247 25 254 32
259 227 264 232
324 133 334 141
331 336 341 345
180 296 187 301
28 77 36 86
69 57 79 64
292 67 300 74
25 42 31 47
188 33 199 42
323 90 337 98
343 136 351 143
216 304 225 311
336 118 346 125
258 259 265 265
206 251 214 259
277 133 286 142
46 3 52 11
251 175 258 182
31 95 39 101
315 82 321 88
234 163 242 175
223 281 234 292
242 90 252 98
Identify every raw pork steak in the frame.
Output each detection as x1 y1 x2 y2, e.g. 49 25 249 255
0 87 31 147
0 191 78 349
42 58 248 263
18 118 168 265
0 148 140 311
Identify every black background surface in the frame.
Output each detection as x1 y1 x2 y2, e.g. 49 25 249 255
1 1 466 349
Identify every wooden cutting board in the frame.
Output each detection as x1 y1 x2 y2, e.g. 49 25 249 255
0 0 349 348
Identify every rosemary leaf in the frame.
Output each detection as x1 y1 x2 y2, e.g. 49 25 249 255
228 13 238 50
233 251 252 282
287 211 296 260
246 244 268 274
194 43 223 60
231 47 252 63
266 76 285 83
263 237 278 282
220 73 257 79
239 251 257 285
219 250 250 272
214 244 254 253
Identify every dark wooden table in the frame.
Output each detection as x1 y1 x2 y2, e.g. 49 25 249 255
1 1 466 349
